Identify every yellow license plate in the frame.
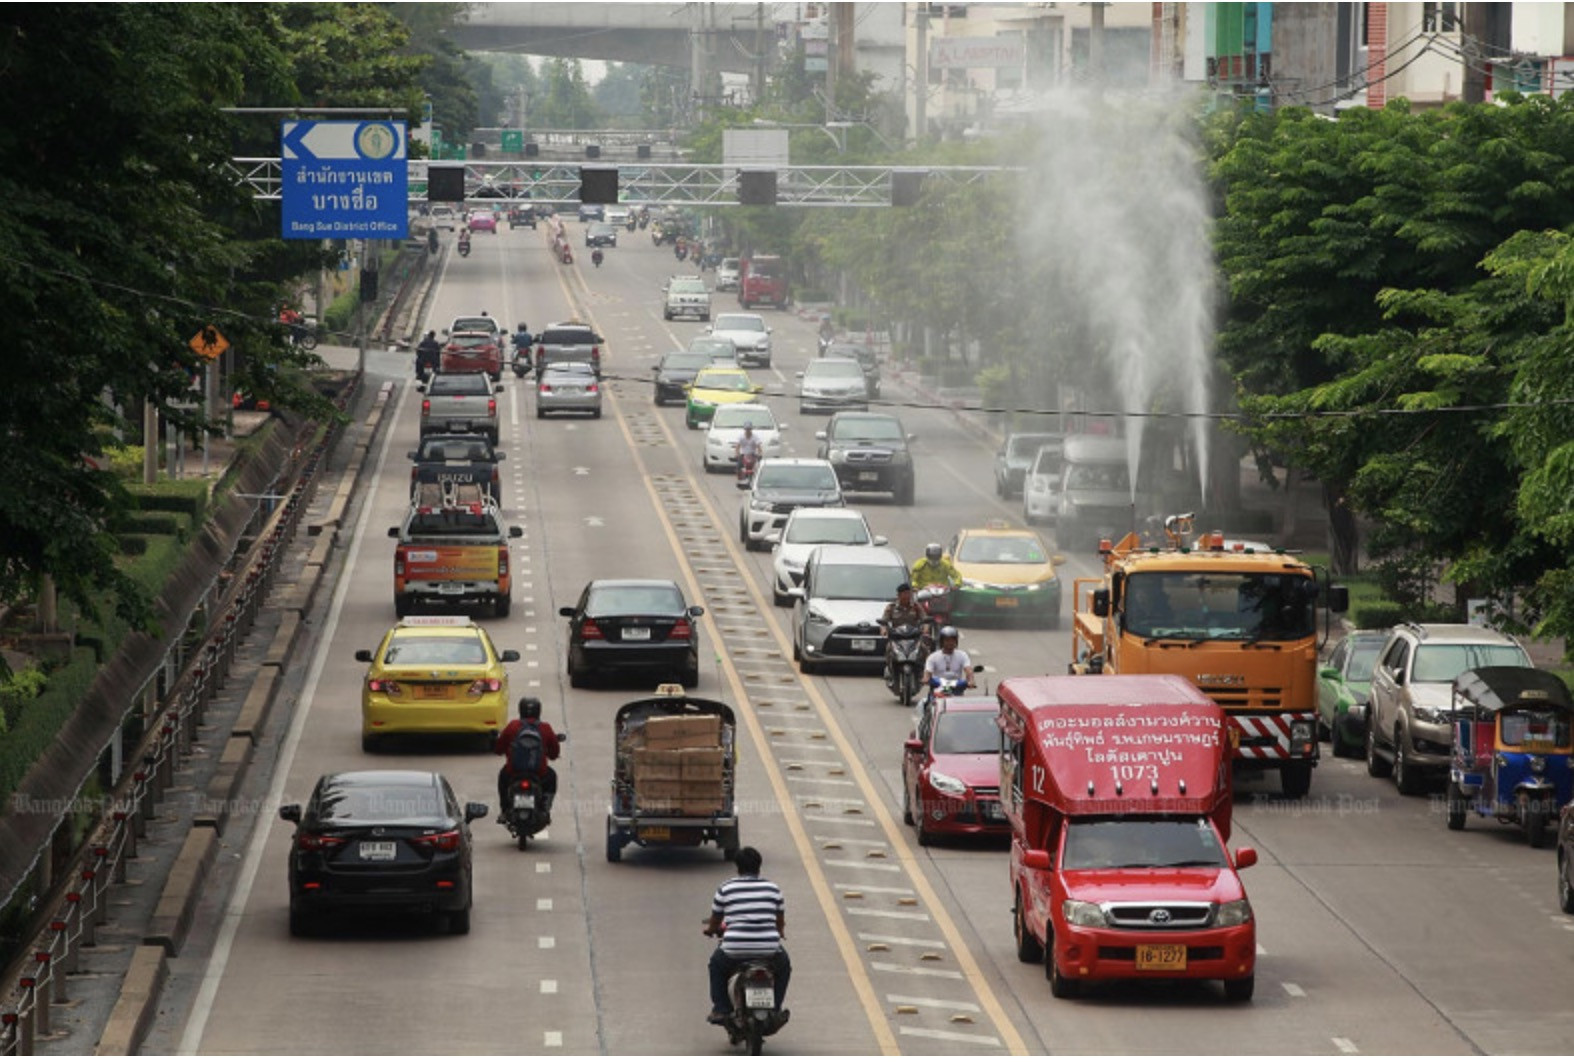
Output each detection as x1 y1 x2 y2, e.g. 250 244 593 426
638 826 671 842
995 597 1019 608
1135 943 1186 971
415 685 454 700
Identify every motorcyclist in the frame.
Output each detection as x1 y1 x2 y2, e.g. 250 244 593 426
879 582 928 680
279 303 306 346
592 247 605 268
734 423 764 468
921 627 972 694
510 322 533 372
910 543 962 593
817 315 834 352
493 696 561 823
415 330 442 378
457 229 472 254
704 846 790 1026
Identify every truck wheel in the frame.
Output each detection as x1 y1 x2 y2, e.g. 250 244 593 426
1525 800 1550 849
1330 721 1356 759
1223 973 1255 1002
1280 762 1312 799
1047 954 1079 999
1560 851 1574 914
394 595 411 619
605 817 623 863
896 476 915 506
1365 720 1392 778
1445 780 1467 830
495 595 511 619
1014 892 1044 964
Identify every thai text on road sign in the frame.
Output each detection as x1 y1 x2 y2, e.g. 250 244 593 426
281 121 408 240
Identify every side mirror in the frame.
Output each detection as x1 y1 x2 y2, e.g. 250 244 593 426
1326 585 1350 613
1051 554 1067 566
495 451 506 461
814 431 827 441
786 588 806 601
1022 849 1052 871
509 526 523 538
464 802 489 824
442 329 451 337
777 423 789 432
1092 588 1110 618
795 372 804 380
416 384 427 394
387 527 400 538
406 451 418 460
559 606 577 618
762 530 781 544
698 421 712 431
279 804 302 823
1234 846 1258 871
752 385 763 394
688 605 706 618
907 434 917 443
1318 666 1340 680
873 535 889 547
500 650 521 663
354 650 373 663
904 738 924 754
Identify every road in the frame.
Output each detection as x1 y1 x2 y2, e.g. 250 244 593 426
156 217 1572 1055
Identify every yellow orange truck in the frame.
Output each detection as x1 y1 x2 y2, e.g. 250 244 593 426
1070 515 1348 798
389 486 523 619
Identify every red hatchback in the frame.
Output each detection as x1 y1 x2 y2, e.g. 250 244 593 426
902 696 1009 845
441 332 503 380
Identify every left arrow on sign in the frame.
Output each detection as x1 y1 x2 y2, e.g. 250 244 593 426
280 122 315 161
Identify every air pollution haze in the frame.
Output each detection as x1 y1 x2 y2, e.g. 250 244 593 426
1017 90 1215 504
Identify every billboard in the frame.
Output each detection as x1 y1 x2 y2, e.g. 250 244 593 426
930 36 1026 70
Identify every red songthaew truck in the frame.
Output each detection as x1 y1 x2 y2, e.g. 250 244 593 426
998 673 1259 1001
737 255 789 310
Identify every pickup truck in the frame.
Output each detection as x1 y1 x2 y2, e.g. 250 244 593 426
533 321 604 378
418 372 503 444
408 434 505 504
388 486 523 618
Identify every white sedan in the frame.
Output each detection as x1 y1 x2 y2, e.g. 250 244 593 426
769 507 887 606
702 403 785 473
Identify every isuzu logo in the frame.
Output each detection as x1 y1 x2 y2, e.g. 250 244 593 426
1149 909 1172 924
1197 674 1246 686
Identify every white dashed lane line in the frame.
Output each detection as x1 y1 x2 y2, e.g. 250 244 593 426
1331 1037 1359 1053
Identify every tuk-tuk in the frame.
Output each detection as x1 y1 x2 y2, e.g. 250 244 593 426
1445 666 1574 847
606 686 740 862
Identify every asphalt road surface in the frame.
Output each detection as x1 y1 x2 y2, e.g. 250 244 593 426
147 219 1572 1056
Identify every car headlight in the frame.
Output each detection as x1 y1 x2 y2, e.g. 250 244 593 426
782 559 804 573
806 608 832 626
1412 704 1446 725
750 497 774 512
1022 583 1042 593
1062 900 1107 928
828 449 847 463
891 450 910 464
927 770 968 797
1214 899 1253 927
1529 755 1546 775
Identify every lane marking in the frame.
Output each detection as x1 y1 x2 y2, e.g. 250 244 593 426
177 378 414 1055
539 936 556 949
871 962 963 980
537 898 554 912
899 1027 1002 1046
826 859 904 874
862 933 946 949
536 861 551 874
847 908 933 922
838 884 913 896
888 993 979 1012
544 1031 563 1048
1283 982 1307 998
1332 1037 1359 1054
541 979 558 994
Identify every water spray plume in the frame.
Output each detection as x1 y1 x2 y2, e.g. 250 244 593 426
1018 90 1215 505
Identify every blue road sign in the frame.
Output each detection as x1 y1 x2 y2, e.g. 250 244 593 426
281 121 408 240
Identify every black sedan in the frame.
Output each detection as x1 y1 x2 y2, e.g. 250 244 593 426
560 579 704 689
279 770 486 937
653 350 712 405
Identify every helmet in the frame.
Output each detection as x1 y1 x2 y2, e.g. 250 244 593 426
939 626 959 642
518 322 528 331
518 696 542 720
743 422 754 431
925 543 943 562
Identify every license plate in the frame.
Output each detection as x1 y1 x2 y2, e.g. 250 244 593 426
447 421 470 432
1135 943 1186 971
512 792 535 810
744 986 775 1009
623 627 651 641
437 582 465 595
359 841 396 861
851 638 876 653
995 597 1020 608
415 684 452 700
638 826 670 841
858 471 881 482
982 802 1005 820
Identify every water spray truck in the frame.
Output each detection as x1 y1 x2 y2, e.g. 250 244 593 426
1069 514 1348 798
998 673 1259 1001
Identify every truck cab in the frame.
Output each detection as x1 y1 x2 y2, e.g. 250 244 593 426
738 255 789 310
998 674 1259 1001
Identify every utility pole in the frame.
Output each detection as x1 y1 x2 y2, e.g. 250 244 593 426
915 5 929 142
825 2 838 127
1461 2 1487 104
1090 2 1106 84
755 3 766 107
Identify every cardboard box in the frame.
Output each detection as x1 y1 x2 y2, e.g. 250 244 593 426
679 779 725 800
681 748 726 781
632 748 684 781
644 714 721 750
634 778 684 801
680 796 725 816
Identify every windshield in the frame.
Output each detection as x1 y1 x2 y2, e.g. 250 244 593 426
313 783 443 825
957 535 1047 564
405 511 502 536
1412 643 1529 683
690 338 736 357
713 315 764 332
383 636 487 666
695 371 752 392
1061 818 1226 871
712 406 774 430
1122 571 1316 641
418 439 492 461
808 362 864 382
428 375 491 396
1066 463 1130 491
816 563 907 600
1346 641 1383 681
933 712 1000 755
662 353 710 372
786 516 869 546
757 465 838 490
1009 435 1057 460
451 317 495 333
586 586 685 615
830 416 904 441
670 279 706 293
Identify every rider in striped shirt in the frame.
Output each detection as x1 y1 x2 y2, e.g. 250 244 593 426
704 847 791 1025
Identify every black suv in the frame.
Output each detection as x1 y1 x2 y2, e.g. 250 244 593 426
816 411 915 504
408 434 504 503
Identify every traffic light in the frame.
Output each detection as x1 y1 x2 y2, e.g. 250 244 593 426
636 144 652 160
359 268 378 302
524 141 540 158
585 144 601 160
738 170 777 206
429 165 465 202
580 166 618 205
891 169 927 207
471 142 487 159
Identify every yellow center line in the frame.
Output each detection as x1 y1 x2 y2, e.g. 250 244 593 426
548 265 1026 1054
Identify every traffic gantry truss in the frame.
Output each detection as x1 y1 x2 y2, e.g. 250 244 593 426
227 159 1015 208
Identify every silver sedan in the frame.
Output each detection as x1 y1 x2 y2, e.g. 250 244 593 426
535 361 602 419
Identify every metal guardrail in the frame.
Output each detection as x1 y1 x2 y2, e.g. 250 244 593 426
0 385 356 1056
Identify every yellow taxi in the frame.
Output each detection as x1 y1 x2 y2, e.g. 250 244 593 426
684 366 762 429
946 521 1067 627
354 616 520 752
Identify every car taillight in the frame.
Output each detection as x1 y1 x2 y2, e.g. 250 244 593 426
669 619 692 640
498 546 509 576
535 344 545 357
409 829 462 854
581 619 604 640
488 399 497 416
586 383 599 393
368 678 403 695
394 547 406 577
297 833 346 851
421 399 430 417
538 384 551 394
590 346 600 360
468 678 502 695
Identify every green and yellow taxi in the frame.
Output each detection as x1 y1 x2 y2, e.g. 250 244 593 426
946 521 1067 627
354 617 520 752
684 366 762 429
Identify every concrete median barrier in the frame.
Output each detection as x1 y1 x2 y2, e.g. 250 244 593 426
194 736 254 836
95 945 168 1055
231 663 282 742
142 826 218 957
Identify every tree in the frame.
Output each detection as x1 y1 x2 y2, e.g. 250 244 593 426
532 58 601 129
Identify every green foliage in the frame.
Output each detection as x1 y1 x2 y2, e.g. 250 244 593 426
127 479 210 526
1350 601 1408 630
531 58 602 129
0 649 97 806
0 668 47 732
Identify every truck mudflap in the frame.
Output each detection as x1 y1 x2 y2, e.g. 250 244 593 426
1226 711 1319 760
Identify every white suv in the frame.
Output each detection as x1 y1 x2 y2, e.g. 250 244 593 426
663 275 711 321
1366 623 1531 794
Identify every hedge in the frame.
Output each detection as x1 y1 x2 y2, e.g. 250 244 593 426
127 478 209 525
0 647 99 804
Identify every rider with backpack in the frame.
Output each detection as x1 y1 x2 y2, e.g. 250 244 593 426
494 696 561 822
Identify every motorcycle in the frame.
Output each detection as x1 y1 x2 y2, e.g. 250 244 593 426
913 584 953 628
883 624 928 706
918 667 985 720
625 215 637 232
510 339 532 378
735 450 758 489
705 929 787 1055
592 248 604 269
501 733 566 851
457 237 472 258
